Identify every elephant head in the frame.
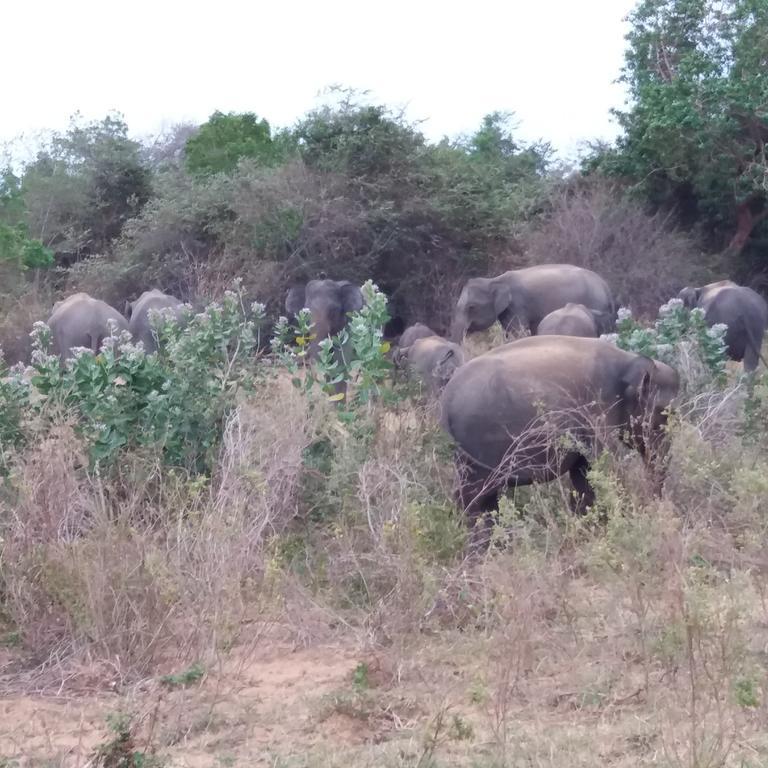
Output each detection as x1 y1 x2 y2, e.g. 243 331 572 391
678 286 701 309
450 276 515 342
621 355 679 490
285 279 364 355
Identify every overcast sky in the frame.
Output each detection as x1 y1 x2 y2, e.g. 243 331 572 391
4 0 636 160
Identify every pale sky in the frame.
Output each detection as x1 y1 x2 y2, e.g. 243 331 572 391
4 0 636 160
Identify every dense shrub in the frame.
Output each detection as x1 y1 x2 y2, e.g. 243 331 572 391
525 178 708 316
64 101 550 334
603 298 729 392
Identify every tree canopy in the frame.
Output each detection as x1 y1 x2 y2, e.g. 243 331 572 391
184 111 284 176
593 0 768 258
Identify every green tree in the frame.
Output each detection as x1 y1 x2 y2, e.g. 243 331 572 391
0 169 54 270
295 98 425 179
185 111 283 175
0 224 54 270
594 0 768 256
19 113 152 260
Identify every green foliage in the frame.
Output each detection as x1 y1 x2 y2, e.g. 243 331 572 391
160 662 205 688
0 168 54 270
352 662 370 691
295 96 425 179
93 711 163 767
592 0 768 254
740 371 768 444
605 298 728 382
25 282 261 472
734 676 761 708
272 280 394 410
19 113 152 259
185 111 286 176
0 223 54 270
0 361 29 471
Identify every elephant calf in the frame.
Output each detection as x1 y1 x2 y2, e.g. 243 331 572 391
536 302 609 338
126 289 184 353
440 336 679 550
394 333 465 396
48 292 129 361
396 322 439 349
679 280 768 372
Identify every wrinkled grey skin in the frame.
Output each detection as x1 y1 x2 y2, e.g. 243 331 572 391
48 292 129 361
451 264 615 342
440 335 679 550
394 335 465 396
536 302 609 338
678 280 768 372
396 322 438 349
125 289 184 353
285 279 365 357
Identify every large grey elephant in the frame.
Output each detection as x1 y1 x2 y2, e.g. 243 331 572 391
285 279 365 357
125 289 184 353
536 302 609 338
440 336 679 550
48 293 129 361
394 334 465 396
678 280 768 372
451 264 615 342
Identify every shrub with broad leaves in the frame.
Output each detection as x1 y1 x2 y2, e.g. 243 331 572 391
602 299 728 391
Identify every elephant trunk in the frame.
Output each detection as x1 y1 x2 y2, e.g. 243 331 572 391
450 315 468 344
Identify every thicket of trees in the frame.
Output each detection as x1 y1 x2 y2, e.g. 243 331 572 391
592 0 768 266
1 0 765 361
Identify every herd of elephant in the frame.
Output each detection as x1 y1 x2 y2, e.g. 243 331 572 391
43 264 768 551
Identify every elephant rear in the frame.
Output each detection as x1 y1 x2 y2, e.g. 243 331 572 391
536 303 600 338
703 286 767 368
48 294 129 360
127 290 184 353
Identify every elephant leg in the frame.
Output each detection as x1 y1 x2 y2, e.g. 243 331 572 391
567 455 595 515
456 460 499 553
743 339 759 373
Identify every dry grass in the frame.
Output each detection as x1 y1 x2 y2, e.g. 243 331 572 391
0 380 320 686
2 367 768 767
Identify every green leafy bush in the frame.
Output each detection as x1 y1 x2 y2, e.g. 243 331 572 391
603 298 728 387
271 280 394 410
25 281 262 472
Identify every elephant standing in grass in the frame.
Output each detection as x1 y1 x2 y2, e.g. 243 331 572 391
48 293 129 361
678 280 768 372
285 279 365 398
125 289 184 353
536 303 610 338
451 264 615 342
440 336 679 550
285 279 365 356
394 333 465 396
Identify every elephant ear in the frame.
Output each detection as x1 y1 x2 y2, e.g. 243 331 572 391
622 356 657 410
392 345 409 368
434 346 463 388
339 282 364 314
286 284 307 316
678 287 700 309
490 277 514 317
